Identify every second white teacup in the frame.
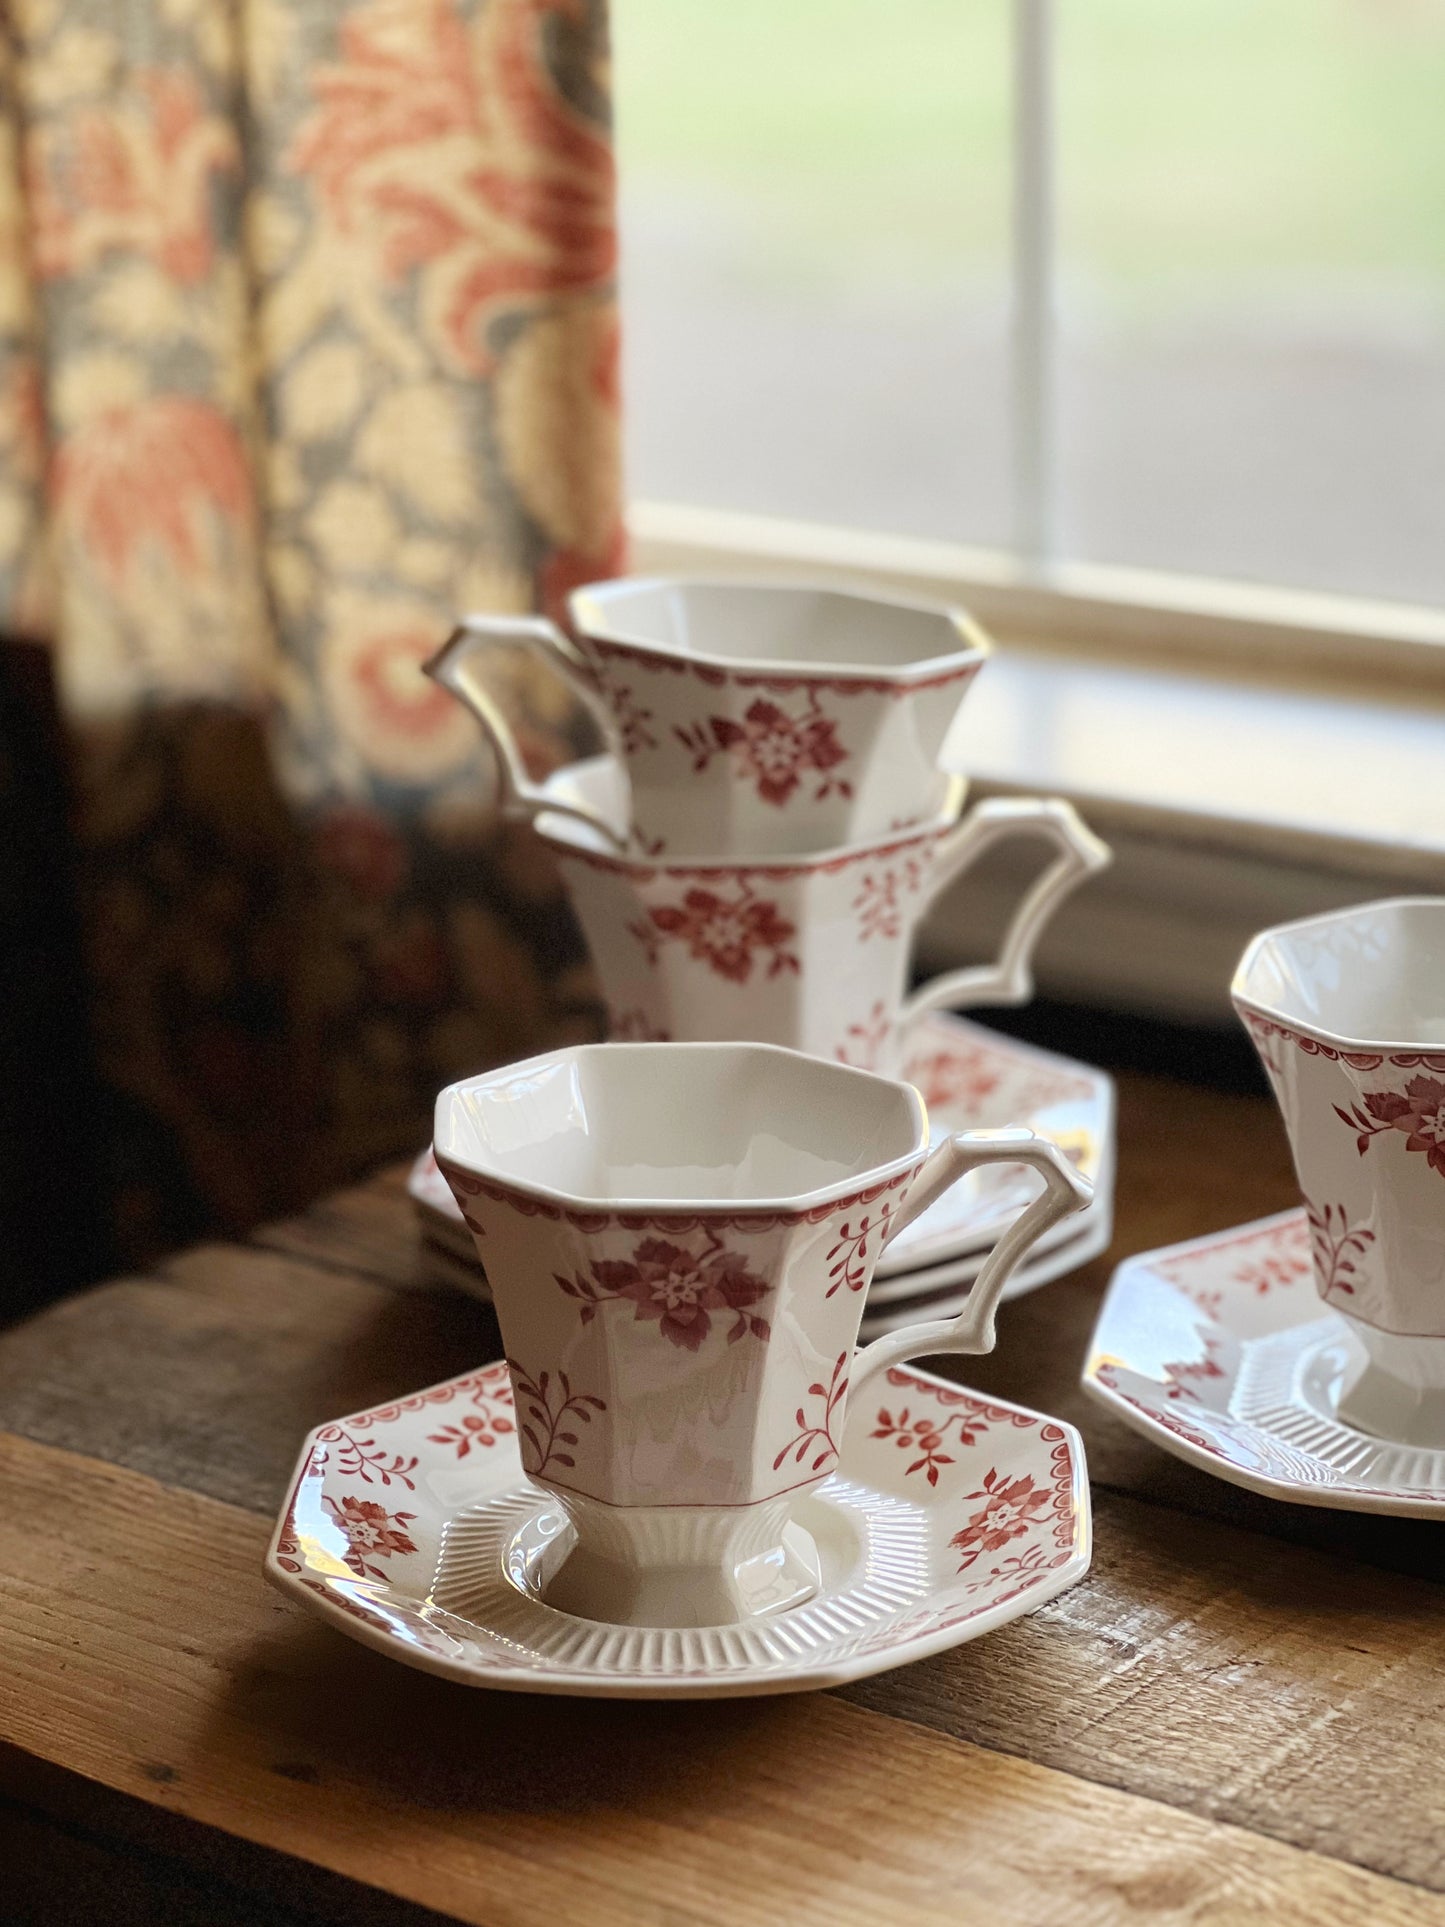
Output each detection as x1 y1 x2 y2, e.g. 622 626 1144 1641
426 578 991 857
536 757 1109 1078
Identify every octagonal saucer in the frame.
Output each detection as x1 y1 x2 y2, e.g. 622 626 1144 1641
266 1359 1090 1698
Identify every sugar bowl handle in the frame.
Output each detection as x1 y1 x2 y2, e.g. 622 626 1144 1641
850 1128 1092 1395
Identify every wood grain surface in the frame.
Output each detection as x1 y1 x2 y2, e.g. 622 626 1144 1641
1 1068 1442 1925
3 1433 1441 1927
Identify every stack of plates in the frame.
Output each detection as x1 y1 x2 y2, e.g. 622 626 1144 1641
410 1014 1114 1334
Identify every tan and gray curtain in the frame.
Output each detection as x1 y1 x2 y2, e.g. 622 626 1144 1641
0 0 619 1299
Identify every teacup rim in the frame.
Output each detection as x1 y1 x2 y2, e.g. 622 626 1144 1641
567 575 991 684
1232 895 1445 1055
534 754 967 876
434 1041 931 1218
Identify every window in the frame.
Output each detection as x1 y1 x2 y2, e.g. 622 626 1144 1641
613 0 1445 616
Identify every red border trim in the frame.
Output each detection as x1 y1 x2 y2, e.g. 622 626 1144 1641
436 1158 922 1231
1239 1008 1445 1073
548 817 945 883
587 633 985 699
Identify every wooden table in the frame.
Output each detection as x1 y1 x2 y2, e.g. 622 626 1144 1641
2 1071 1443 1926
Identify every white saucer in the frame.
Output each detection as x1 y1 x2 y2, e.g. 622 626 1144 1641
266 1359 1091 1698
878 1016 1114 1276
1082 1210 1445 1518
408 1013 1115 1283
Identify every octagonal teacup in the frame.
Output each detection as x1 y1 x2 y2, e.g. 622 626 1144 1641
435 1042 1090 1628
1234 897 1445 1446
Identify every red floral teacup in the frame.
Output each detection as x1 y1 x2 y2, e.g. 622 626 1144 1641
531 757 1108 1077
426 578 989 857
435 1042 1090 1628
1234 898 1445 1446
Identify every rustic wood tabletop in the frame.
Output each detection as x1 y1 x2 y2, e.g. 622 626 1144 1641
2 1070 1443 1926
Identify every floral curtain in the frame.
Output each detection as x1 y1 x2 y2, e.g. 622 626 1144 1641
0 0 619 1277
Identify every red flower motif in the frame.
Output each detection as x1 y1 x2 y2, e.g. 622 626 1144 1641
1338 1076 1445 1177
50 397 253 589
675 693 851 809
950 1469 1052 1570
638 884 799 985
322 1492 419 1579
557 1233 771 1350
428 1409 515 1458
289 0 616 375
906 1047 1003 1112
836 1000 891 1072
872 1403 993 1486
27 69 240 284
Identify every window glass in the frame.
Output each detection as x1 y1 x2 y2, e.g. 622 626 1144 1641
613 1 1012 543
1057 0 1445 604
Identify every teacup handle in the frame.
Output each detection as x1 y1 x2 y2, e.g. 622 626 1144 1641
849 1127 1092 1395
424 615 630 852
902 797 1111 1022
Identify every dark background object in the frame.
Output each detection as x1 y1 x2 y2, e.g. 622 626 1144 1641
0 639 116 1320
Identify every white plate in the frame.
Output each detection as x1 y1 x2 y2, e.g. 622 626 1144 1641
266 1358 1090 1698
1082 1210 1445 1518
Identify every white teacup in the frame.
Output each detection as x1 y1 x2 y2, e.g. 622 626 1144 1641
426 578 990 857
1234 897 1445 1446
533 756 1109 1077
436 1042 1091 1628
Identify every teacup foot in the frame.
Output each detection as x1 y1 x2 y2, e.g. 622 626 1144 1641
537 1495 822 1630
1335 1323 1445 1450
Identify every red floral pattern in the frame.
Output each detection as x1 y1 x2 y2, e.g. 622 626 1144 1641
1305 1199 1376 1298
27 68 240 284
1153 1216 1311 1317
872 1403 995 1487
312 1427 418 1489
427 1381 516 1457
50 397 253 591
289 0 616 376
836 999 892 1072
772 1352 848 1477
950 1468 1054 1571
825 1203 895 1296
851 854 924 942
1337 1077 1445 1178
509 1361 606 1478
672 692 852 809
322 1492 419 1580
1158 1336 1226 1402
555 1231 771 1350
630 882 800 984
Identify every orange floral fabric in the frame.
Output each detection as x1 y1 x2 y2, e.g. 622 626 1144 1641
0 0 618 1266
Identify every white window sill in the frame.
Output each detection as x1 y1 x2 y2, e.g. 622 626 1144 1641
931 647 1445 1024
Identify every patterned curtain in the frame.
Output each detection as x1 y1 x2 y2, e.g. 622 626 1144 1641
0 0 618 1279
